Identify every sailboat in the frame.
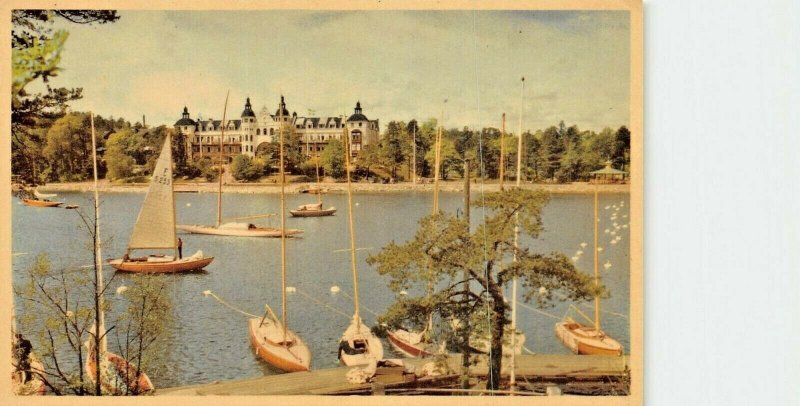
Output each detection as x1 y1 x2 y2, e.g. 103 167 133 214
385 107 446 359
290 154 336 217
554 173 623 356
108 134 214 273
22 198 63 208
248 101 311 372
83 113 155 394
178 94 301 238
22 187 62 207
337 117 384 366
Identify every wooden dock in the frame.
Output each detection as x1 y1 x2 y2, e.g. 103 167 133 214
156 355 628 396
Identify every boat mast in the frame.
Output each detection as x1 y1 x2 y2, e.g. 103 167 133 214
433 101 446 213
412 124 417 185
343 118 360 328
500 113 506 190
279 102 288 343
594 175 601 331
510 77 525 389
90 113 107 356
315 154 322 205
216 91 230 228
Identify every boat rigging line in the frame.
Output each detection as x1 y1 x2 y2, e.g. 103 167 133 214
202 290 259 318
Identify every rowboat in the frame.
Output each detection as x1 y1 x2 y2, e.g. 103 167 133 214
248 97 312 372
22 198 62 207
85 340 154 395
336 120 384 367
109 133 214 274
554 318 623 356
289 202 336 217
177 94 302 238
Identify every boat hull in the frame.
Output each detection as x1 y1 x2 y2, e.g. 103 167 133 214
85 344 154 395
554 321 623 356
248 318 311 372
177 224 303 238
386 329 434 358
22 199 62 208
338 317 384 366
108 256 213 273
289 207 336 217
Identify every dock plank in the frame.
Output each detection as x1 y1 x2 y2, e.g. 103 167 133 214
156 355 628 396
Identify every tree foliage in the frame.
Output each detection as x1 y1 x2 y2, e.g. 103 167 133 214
11 10 119 184
367 188 597 390
320 139 346 179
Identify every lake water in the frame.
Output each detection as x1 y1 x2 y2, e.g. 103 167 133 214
12 190 630 388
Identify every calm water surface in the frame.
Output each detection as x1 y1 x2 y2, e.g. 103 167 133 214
12 190 630 388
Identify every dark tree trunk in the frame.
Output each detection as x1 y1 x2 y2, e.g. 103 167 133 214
488 294 507 391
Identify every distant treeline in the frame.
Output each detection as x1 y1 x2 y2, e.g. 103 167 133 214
11 111 630 185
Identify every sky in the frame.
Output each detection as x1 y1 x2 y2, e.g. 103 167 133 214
47 10 630 133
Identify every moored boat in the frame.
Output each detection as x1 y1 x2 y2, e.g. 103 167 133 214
289 202 336 217
554 318 623 356
338 315 384 366
177 94 302 238
248 316 311 372
248 97 312 372
84 340 154 395
386 328 435 358
554 167 624 356
178 223 303 237
291 155 336 217
84 113 155 395
336 120 384 367
22 198 62 208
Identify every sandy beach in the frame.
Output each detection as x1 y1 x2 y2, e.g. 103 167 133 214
33 180 629 195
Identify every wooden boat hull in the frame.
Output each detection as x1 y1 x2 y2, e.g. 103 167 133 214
338 318 384 366
289 207 336 217
386 329 434 358
22 199 62 208
554 321 623 356
108 256 213 273
177 224 303 238
248 318 311 372
85 343 154 395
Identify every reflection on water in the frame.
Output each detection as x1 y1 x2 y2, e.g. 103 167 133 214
12 190 630 388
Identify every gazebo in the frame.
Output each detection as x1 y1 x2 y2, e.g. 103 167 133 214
590 160 628 184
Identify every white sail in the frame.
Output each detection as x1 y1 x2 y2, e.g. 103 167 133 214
127 135 176 251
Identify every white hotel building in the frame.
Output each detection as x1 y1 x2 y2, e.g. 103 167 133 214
174 96 380 162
